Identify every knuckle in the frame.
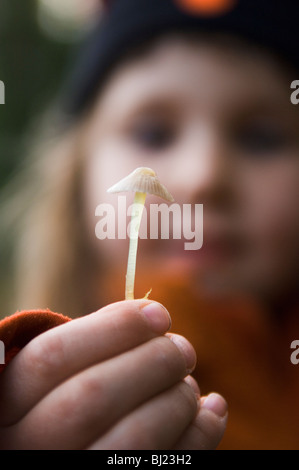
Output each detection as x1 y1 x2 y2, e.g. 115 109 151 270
151 336 186 377
176 382 198 417
24 331 66 379
55 371 106 423
78 370 104 401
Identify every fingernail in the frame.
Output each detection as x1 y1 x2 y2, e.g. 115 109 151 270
201 393 228 417
141 302 171 333
169 334 197 374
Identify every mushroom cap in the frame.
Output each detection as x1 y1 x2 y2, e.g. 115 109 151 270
107 167 174 202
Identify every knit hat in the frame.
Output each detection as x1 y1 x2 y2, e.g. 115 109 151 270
61 0 299 119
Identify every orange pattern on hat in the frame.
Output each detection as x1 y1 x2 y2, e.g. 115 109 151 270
176 0 236 16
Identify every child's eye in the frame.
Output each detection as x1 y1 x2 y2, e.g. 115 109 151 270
129 119 176 151
234 124 290 157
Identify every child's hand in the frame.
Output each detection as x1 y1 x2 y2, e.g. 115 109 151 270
0 300 227 450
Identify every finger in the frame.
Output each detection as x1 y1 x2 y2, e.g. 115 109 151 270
0 300 171 425
4 334 196 449
183 375 200 397
88 381 198 450
174 393 228 450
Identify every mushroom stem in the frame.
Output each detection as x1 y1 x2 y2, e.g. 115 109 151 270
107 167 174 300
126 191 146 300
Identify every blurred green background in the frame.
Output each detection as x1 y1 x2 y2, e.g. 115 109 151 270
0 0 101 314
0 0 100 186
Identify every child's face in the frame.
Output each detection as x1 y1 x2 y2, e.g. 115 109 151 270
83 36 299 303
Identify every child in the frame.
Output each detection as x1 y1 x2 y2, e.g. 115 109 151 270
0 0 298 449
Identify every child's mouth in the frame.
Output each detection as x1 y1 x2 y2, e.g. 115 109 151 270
161 234 246 269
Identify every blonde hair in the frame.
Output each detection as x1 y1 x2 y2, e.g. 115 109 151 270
0 111 100 319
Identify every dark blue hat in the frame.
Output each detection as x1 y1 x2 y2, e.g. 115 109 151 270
61 0 299 120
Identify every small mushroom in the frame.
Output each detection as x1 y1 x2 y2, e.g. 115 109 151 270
107 167 174 300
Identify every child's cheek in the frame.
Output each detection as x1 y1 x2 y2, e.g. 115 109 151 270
242 162 299 276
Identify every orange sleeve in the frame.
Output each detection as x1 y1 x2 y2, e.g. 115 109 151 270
0 310 71 373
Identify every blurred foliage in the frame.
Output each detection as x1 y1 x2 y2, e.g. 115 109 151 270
0 0 73 186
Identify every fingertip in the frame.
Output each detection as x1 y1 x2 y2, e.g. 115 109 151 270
166 333 197 374
140 301 172 333
201 393 228 418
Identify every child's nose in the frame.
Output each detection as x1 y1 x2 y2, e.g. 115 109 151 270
171 129 233 205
